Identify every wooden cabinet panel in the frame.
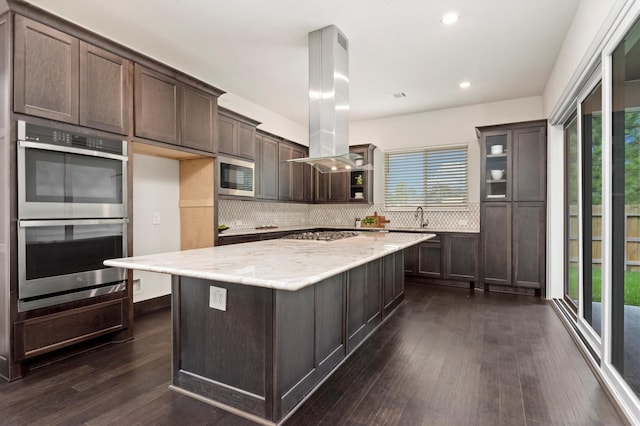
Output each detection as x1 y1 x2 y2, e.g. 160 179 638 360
291 148 306 202
347 264 366 351
365 260 381 324
257 134 279 200
218 114 236 155
445 233 479 281
513 203 545 289
418 241 442 278
513 127 546 202
394 251 404 297
383 255 395 308
237 122 256 159
134 65 179 144
315 275 345 366
481 203 511 286
278 143 292 201
218 109 258 159
329 173 349 202
181 85 217 152
14 15 79 124
79 42 130 134
13 300 124 360
403 244 418 274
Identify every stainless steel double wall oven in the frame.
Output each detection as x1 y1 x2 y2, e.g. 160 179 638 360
17 120 128 311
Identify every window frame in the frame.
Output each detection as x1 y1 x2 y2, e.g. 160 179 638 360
384 144 469 211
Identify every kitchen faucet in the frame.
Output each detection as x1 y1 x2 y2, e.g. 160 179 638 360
415 206 428 228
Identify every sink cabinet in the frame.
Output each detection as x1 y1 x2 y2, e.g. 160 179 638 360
405 233 479 287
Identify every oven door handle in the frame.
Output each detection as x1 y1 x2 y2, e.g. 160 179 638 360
19 218 129 228
18 140 128 161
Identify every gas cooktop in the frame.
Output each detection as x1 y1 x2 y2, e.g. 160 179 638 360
283 231 359 241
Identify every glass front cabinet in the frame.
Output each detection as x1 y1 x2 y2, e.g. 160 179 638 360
480 130 512 201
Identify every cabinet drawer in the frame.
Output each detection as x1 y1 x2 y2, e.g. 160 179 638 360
14 300 125 360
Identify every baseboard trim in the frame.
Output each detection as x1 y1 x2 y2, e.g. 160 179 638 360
134 294 171 317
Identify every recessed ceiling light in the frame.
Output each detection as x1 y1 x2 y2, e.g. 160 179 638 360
441 11 459 25
459 81 471 89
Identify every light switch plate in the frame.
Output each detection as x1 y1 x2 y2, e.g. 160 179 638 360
209 286 227 311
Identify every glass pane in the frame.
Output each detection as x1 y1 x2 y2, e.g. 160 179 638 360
612 18 640 397
581 82 602 337
485 134 508 198
565 116 579 308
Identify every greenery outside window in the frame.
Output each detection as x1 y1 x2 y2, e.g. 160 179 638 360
385 145 468 210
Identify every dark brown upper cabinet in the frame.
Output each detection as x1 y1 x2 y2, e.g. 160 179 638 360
276 141 311 202
181 84 217 152
14 16 131 135
218 108 259 160
314 144 375 204
479 121 546 202
512 126 546 202
14 15 79 124
134 64 179 144
79 42 130 135
278 142 292 201
256 131 279 200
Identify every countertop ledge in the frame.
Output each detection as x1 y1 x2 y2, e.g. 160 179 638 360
105 232 434 291
219 224 478 237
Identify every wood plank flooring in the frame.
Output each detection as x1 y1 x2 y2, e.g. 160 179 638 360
0 283 625 425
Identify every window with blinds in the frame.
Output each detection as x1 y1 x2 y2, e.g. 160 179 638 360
385 146 468 209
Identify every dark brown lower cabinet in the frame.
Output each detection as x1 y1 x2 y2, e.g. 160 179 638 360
171 251 405 423
480 202 545 294
418 239 442 278
480 203 511 286
513 202 545 289
405 233 479 286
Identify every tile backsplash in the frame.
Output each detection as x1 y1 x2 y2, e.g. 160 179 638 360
218 199 479 232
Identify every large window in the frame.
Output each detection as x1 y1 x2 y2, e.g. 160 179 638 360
612 21 640 397
384 146 468 209
565 115 579 309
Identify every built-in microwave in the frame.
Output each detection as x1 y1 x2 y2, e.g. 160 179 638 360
218 156 255 197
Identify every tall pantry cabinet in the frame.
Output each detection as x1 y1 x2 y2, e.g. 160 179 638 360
477 120 547 296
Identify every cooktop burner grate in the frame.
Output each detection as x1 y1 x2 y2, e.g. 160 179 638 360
283 231 359 241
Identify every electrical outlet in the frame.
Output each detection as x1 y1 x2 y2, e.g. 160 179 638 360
152 212 161 225
133 278 142 295
458 219 468 226
209 286 227 311
235 220 242 226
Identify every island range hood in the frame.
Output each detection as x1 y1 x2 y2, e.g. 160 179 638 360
289 25 372 173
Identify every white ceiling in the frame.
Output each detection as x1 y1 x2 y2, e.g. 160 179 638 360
26 0 580 125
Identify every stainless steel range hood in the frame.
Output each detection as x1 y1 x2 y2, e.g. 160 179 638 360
289 25 372 173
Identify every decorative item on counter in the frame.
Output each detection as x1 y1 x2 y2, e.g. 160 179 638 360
355 218 361 228
218 224 229 233
361 212 391 228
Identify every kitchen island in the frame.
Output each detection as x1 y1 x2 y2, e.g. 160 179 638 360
105 231 433 424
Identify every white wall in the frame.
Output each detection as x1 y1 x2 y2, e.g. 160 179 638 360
350 96 545 203
543 0 618 116
219 92 308 145
132 154 180 302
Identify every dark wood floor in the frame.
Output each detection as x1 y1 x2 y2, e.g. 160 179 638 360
0 283 625 425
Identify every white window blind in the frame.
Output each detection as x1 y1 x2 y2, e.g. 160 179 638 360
385 146 468 209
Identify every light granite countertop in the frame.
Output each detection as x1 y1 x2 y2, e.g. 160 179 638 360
105 232 434 291
219 224 478 237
